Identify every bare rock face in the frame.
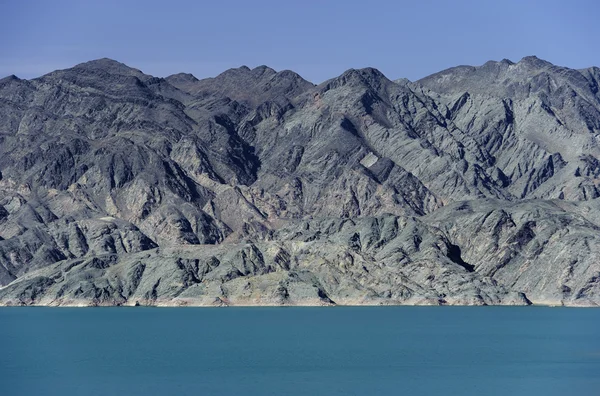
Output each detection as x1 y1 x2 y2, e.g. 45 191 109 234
0 56 599 306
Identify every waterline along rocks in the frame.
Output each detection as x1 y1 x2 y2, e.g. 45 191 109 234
0 57 599 306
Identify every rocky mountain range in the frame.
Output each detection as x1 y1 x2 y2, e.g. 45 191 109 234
0 56 599 306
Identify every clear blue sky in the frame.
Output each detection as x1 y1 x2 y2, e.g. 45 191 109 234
1 0 598 83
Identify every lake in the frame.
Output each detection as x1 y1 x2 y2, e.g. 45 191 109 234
1 306 599 395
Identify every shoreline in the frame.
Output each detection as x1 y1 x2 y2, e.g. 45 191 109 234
1 300 597 308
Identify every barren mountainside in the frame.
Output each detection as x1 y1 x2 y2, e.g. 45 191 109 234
1 56 599 306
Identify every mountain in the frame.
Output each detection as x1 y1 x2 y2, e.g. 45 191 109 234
0 56 599 306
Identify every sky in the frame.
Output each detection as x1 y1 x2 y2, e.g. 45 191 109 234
1 0 599 83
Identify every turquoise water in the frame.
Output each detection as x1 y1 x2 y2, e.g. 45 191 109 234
1 307 599 396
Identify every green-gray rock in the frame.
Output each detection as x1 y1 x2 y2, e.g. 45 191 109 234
1 57 599 306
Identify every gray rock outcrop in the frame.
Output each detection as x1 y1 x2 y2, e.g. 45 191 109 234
0 56 599 306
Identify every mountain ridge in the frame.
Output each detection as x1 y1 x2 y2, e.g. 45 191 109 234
1 56 599 307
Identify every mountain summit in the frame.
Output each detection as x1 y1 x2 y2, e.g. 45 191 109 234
0 57 599 306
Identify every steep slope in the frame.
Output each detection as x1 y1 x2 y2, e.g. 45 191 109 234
424 199 600 306
1 57 599 306
415 56 600 200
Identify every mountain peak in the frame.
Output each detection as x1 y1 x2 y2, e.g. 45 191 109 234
75 57 127 68
518 55 552 68
482 58 515 68
252 65 276 74
321 67 390 92
416 56 568 96
166 72 199 82
341 67 386 78
215 65 262 79
72 58 146 77
0 74 20 82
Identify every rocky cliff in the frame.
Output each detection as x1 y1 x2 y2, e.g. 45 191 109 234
1 56 599 306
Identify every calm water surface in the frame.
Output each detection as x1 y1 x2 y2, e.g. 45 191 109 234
1 306 599 396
